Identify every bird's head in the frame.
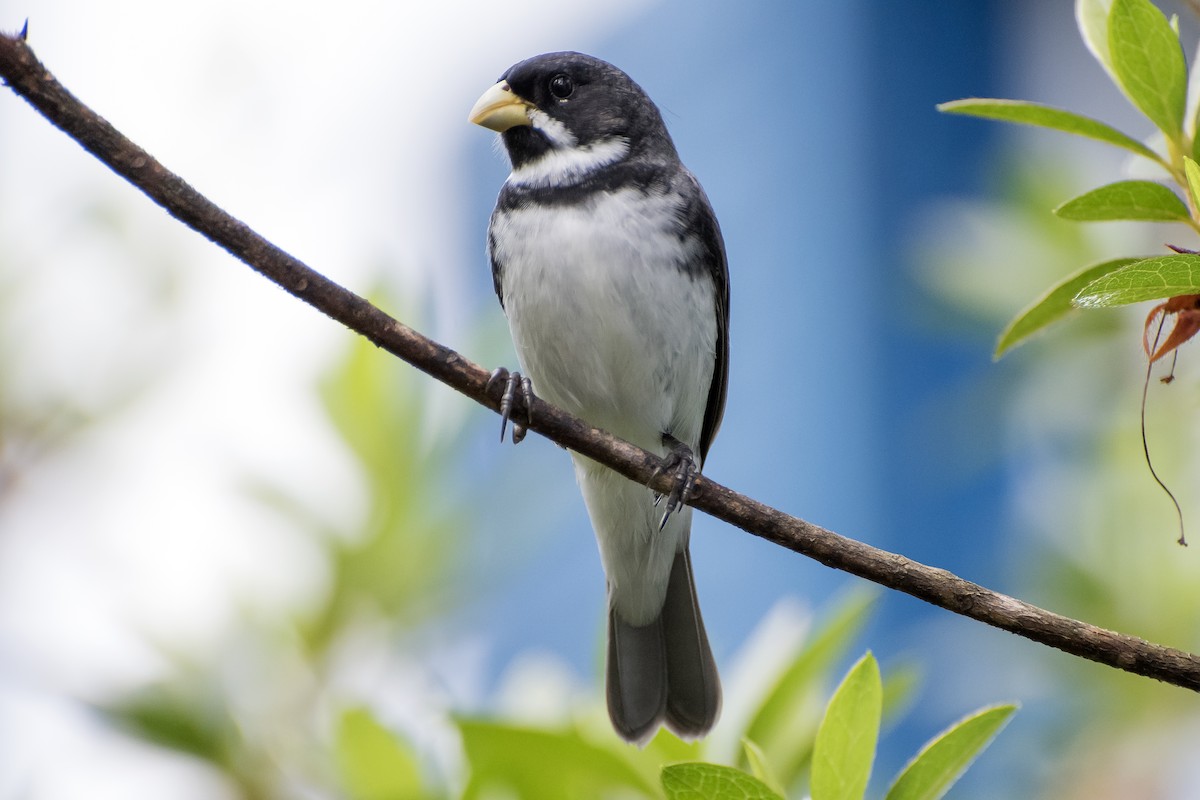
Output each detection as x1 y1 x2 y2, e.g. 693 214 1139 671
469 51 676 186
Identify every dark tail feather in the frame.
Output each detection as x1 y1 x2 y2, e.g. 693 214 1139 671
661 549 721 738
606 608 667 744
606 549 720 744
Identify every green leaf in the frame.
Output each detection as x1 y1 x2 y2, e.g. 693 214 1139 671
335 707 425 800
880 661 921 724
98 684 233 768
1076 0 1117 81
1184 157 1200 209
645 726 707 764
995 258 1140 356
662 763 784 800
885 704 1018 800
1192 105 1200 161
740 589 877 787
811 652 882 800
298 308 471 651
458 720 657 800
1053 180 1189 221
1074 254 1200 306
937 99 1161 163
1108 0 1187 140
1188 38 1200 140
742 739 786 798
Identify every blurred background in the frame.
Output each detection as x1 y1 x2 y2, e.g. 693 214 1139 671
3 0 1200 797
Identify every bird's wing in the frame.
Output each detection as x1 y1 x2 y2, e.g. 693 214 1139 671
677 170 730 464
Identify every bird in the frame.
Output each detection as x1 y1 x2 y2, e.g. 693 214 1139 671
469 51 729 744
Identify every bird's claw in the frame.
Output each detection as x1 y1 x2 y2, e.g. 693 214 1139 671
651 437 700 530
487 367 534 444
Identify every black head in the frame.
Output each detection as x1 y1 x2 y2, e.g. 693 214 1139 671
469 51 677 172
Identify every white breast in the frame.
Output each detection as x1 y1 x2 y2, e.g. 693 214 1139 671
491 186 717 459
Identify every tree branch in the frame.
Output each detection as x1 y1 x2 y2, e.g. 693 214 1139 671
3 29 1199 691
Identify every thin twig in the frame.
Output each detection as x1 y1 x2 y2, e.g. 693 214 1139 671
1142 312 1187 546
3 30 1200 690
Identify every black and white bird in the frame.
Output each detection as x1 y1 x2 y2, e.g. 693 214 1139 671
469 51 729 744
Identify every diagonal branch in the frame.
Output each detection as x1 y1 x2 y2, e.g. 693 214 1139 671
3 29 1199 691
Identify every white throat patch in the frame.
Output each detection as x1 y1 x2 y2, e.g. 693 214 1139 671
509 108 630 188
510 136 631 188
528 108 576 148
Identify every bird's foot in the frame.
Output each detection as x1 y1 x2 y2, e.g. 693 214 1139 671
651 435 699 531
486 367 534 444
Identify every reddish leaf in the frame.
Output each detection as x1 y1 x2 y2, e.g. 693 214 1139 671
1143 294 1200 362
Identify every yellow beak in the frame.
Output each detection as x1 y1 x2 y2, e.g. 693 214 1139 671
468 80 534 132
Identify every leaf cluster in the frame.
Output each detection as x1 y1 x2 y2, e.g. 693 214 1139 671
658 653 1013 800
344 591 1014 800
940 0 1200 356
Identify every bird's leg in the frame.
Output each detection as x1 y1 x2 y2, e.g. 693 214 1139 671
651 433 700 531
486 367 534 444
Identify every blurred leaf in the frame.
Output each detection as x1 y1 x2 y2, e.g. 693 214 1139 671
995 257 1140 356
661 763 783 800
101 686 232 767
1074 254 1200 306
646 726 707 763
1053 180 1189 221
739 588 876 787
741 739 785 798
1108 0 1187 140
885 704 1018 800
1188 38 1200 144
880 661 921 725
1077 0 1117 82
458 719 658 800
1184 157 1200 208
300 310 469 651
810 653 882 800
937 99 1161 163
335 707 425 800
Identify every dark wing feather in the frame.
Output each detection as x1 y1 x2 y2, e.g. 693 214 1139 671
677 171 729 464
488 200 508 308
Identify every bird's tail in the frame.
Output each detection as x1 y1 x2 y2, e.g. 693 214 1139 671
606 548 721 744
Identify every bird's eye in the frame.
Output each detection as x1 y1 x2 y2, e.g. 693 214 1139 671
548 74 574 99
